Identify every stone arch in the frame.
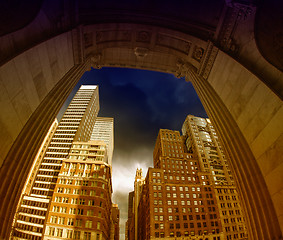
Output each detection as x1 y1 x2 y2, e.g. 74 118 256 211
0 2 282 239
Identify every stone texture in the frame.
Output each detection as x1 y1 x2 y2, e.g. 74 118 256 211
257 133 283 177
13 54 40 111
265 162 283 196
251 106 283 160
0 61 22 100
0 32 75 164
207 49 283 236
11 90 32 125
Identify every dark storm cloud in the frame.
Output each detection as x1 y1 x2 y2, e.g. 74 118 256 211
79 67 207 154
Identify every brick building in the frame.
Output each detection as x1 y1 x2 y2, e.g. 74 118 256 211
44 140 113 240
134 116 247 240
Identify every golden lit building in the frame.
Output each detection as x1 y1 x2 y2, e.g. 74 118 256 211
138 129 223 240
182 115 248 239
12 85 99 240
44 140 113 240
91 117 114 165
11 119 58 239
135 116 248 240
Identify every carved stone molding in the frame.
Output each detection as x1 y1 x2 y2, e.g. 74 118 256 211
71 26 84 65
96 30 132 44
217 2 256 54
156 33 191 55
136 31 151 43
134 47 149 59
84 32 93 48
192 45 204 62
90 53 102 69
198 41 219 80
174 58 193 78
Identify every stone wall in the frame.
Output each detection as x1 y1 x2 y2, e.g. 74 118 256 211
208 50 283 232
0 31 74 167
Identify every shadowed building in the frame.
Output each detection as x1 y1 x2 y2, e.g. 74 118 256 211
111 204 120 240
127 191 135 240
135 117 247 239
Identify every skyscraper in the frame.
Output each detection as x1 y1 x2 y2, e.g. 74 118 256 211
12 85 100 239
182 115 247 239
132 115 247 240
43 140 113 239
91 117 114 165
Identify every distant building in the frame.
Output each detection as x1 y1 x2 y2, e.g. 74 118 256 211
131 115 247 240
91 117 114 165
127 191 135 240
134 169 145 240
111 204 120 240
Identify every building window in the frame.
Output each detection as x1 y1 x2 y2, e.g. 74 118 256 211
67 218 74 226
58 217 65 224
67 230 73 238
48 227 55 236
69 208 75 214
50 216 57 224
56 229 63 237
74 231 81 239
85 220 92 228
75 219 82 227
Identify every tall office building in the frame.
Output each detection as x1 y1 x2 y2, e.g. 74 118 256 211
133 115 247 240
182 115 247 240
12 85 100 239
43 140 113 240
91 117 114 165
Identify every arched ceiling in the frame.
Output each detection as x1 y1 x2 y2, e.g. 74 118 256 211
0 0 225 66
78 0 225 41
255 0 283 72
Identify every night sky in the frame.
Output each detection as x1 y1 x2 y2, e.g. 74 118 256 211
59 67 207 238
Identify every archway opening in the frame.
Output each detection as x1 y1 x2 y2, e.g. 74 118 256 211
56 67 208 238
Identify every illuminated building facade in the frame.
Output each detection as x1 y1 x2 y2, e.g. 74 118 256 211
182 115 247 239
11 85 100 239
91 117 114 165
43 140 113 240
135 116 247 240
138 129 223 240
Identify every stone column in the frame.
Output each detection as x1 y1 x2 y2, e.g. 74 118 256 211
0 60 90 240
186 67 282 239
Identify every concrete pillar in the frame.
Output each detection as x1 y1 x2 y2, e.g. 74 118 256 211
188 65 282 239
0 60 89 240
